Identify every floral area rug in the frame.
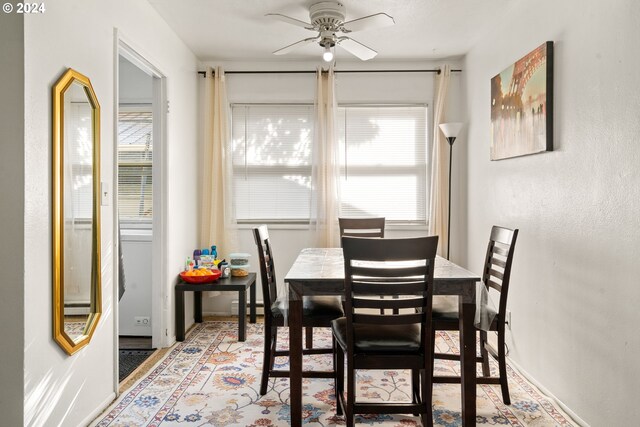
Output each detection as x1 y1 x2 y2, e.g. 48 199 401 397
92 321 577 427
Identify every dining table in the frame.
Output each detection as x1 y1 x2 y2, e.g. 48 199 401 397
284 247 482 427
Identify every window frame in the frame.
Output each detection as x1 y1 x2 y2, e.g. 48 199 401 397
229 102 430 228
336 103 429 226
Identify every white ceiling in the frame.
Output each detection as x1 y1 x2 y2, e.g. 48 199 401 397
147 0 516 63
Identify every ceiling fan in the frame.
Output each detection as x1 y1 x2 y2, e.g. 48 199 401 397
266 1 395 62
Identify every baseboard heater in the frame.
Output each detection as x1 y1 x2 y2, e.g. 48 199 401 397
64 302 90 315
231 300 265 316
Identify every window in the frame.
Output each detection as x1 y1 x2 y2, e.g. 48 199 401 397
118 108 153 222
66 101 94 220
231 104 313 222
230 104 428 224
337 106 428 224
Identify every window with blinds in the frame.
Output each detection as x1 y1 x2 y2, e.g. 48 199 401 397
337 106 428 224
230 104 428 224
118 108 153 222
66 101 94 220
231 104 313 222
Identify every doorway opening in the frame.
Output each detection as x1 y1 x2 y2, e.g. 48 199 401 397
115 39 167 386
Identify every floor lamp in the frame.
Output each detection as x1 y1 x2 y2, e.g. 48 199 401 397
439 122 463 260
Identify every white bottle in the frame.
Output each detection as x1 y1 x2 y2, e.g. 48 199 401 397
185 257 194 272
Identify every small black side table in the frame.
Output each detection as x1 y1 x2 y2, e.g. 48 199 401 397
175 273 257 342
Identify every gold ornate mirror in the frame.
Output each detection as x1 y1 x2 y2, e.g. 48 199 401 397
52 68 101 355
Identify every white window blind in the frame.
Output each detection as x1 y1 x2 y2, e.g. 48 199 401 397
118 109 153 221
65 102 94 220
337 106 428 223
231 104 313 221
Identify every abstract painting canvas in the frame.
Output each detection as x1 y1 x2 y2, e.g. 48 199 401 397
490 41 553 160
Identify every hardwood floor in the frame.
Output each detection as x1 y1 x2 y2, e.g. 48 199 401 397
119 336 153 350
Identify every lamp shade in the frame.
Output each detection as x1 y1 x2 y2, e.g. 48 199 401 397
439 122 464 139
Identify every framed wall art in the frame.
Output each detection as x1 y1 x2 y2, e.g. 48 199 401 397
490 41 553 160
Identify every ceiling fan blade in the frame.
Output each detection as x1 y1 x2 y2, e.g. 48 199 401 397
342 13 395 33
265 13 314 30
338 37 378 61
273 37 320 56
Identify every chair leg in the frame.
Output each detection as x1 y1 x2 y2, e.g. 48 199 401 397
497 329 511 405
305 327 313 349
430 329 437 376
411 369 420 403
260 325 276 395
334 338 344 416
480 330 490 377
345 356 355 427
421 335 435 427
411 369 420 416
420 367 434 427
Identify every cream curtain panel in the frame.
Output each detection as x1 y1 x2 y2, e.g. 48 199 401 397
201 67 237 262
310 67 340 248
428 65 452 258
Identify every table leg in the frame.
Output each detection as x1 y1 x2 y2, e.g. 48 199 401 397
249 279 257 323
175 287 185 341
238 289 247 341
289 283 303 427
194 291 203 323
459 290 477 426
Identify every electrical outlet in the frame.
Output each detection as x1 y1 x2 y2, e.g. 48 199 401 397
134 316 151 326
505 310 512 329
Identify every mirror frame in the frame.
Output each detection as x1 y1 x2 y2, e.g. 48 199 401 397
52 68 102 355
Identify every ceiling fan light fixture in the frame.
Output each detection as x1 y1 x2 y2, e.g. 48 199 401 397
322 46 334 62
267 1 394 62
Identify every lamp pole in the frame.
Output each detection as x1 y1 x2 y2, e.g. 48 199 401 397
438 123 463 260
446 136 456 260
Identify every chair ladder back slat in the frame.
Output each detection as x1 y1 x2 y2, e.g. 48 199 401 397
352 297 423 310
491 244 509 257
343 231 386 238
352 281 426 295
491 258 507 268
488 268 504 280
487 279 502 292
353 312 424 325
351 265 427 278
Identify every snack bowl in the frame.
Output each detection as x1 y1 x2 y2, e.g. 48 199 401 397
179 269 222 284
231 267 250 277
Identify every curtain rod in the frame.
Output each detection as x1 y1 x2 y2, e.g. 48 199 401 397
197 69 462 77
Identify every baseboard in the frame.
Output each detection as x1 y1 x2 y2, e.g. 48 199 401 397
82 392 116 426
506 357 589 426
231 300 265 315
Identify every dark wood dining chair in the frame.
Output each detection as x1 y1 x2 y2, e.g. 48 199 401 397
339 217 388 314
253 225 344 395
432 225 519 404
332 235 439 427
338 217 385 241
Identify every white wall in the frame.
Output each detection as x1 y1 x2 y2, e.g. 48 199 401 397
463 1 640 425
197 60 465 316
0 12 25 426
22 1 198 425
118 55 153 104
119 232 153 335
